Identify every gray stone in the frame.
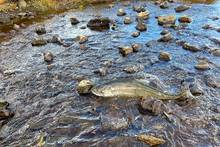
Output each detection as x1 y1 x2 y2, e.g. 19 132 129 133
32 38 47 46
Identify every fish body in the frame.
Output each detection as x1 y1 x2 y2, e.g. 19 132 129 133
91 79 191 100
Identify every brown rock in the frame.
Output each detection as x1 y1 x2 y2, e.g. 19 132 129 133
76 35 88 44
131 31 140 37
178 16 192 23
43 52 54 63
132 43 141 52
183 43 201 52
119 46 133 56
175 5 191 12
137 134 166 146
158 15 176 25
195 61 210 70
158 33 173 42
137 11 150 20
76 79 93 95
124 17 132 24
160 1 169 9
32 38 47 46
87 17 111 30
117 8 126 16
136 22 147 31
159 51 172 61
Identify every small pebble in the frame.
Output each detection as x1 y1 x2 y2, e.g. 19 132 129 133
195 61 210 70
119 46 133 56
131 31 140 37
158 33 173 42
132 43 141 52
43 52 54 63
117 8 126 16
124 17 132 24
136 22 147 31
159 51 172 61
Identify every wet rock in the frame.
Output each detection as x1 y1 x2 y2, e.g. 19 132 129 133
139 98 166 115
189 82 204 96
175 5 191 12
76 35 88 44
94 67 108 76
132 43 141 52
123 65 143 74
48 35 63 45
160 30 170 35
159 51 172 61
117 8 126 16
183 43 201 52
0 110 12 120
87 17 111 30
135 22 147 31
119 46 133 56
210 49 220 57
202 24 215 30
160 1 169 9
137 11 150 20
13 24 20 30
133 5 146 13
35 26 46 35
205 75 220 88
137 134 166 146
124 17 132 24
43 52 54 63
76 79 93 95
195 61 210 70
158 33 173 42
158 15 176 26
70 17 80 25
131 31 140 37
31 38 47 46
101 111 129 130
178 16 192 23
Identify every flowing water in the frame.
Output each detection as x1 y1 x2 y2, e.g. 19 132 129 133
0 0 220 146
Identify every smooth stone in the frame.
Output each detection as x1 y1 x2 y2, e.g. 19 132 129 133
137 11 150 20
175 5 191 12
159 51 172 61
76 79 93 94
43 52 54 63
87 17 111 30
124 17 132 24
136 22 147 31
158 15 176 25
211 49 220 57
119 46 133 56
178 16 192 23
117 8 126 16
158 33 173 42
32 38 47 46
70 17 80 25
160 1 169 9
137 134 166 146
183 43 201 52
131 31 140 37
195 61 210 70
35 26 46 35
132 43 141 52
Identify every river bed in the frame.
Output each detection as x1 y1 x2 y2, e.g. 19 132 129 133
0 0 220 146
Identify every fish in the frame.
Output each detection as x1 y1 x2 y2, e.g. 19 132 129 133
91 78 192 100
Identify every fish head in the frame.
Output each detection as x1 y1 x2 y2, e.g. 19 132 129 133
91 85 115 97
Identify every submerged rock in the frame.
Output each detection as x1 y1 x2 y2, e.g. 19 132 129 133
35 26 46 35
131 31 140 37
160 30 170 35
43 52 54 63
32 38 47 46
158 15 176 26
158 33 173 42
136 22 147 31
189 82 204 96
175 5 191 12
70 17 80 25
87 17 111 30
160 1 169 9
133 5 146 13
159 51 172 61
132 43 141 52
94 67 108 76
124 17 132 24
140 98 166 115
183 43 201 52
178 16 192 23
119 46 133 56
137 134 166 146
76 79 93 95
76 35 88 44
117 8 126 16
195 61 210 70
123 64 143 74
